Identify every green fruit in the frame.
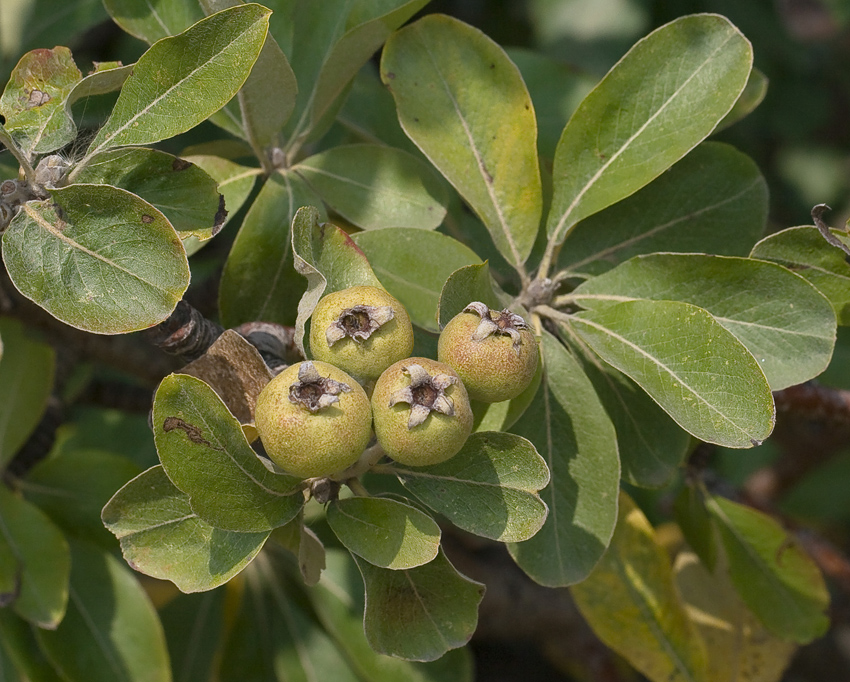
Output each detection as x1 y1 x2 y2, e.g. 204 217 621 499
371 357 473 467
254 360 372 478
438 302 539 403
309 285 414 381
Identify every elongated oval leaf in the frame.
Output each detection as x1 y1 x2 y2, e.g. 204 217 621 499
219 170 320 329
547 14 752 243
327 497 440 570
567 299 774 447
508 331 620 586
102 466 269 593
35 541 170 682
103 0 204 43
572 254 836 390
571 491 709 682
706 496 830 644
0 609 64 682
559 142 768 276
0 47 81 155
153 373 304 532
294 144 448 231
0 487 69 629
73 148 225 240
3 184 189 334
184 154 259 228
751 226 850 325
85 4 270 158
353 229 482 332
437 262 503 329
381 14 542 270
0 319 54 471
355 549 485 661
391 431 549 542
715 67 768 132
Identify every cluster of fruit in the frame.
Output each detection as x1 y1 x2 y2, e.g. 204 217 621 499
253 286 539 481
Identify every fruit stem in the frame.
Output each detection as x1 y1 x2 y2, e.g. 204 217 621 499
346 478 370 497
330 442 386 482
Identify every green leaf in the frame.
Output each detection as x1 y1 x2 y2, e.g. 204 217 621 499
673 486 717 572
327 497 440 570
558 142 768 277
562 327 690 488
706 495 830 644
294 144 449 231
21 448 141 547
391 431 549 543
310 549 475 681
0 47 81 155
103 0 204 43
102 466 270 593
571 491 709 682
85 4 270 158
572 254 836 391
547 14 753 244
183 154 259 229
0 487 69 629
36 540 171 682
153 374 304 532
0 610 65 682
291 205 382 357
64 62 133 112
218 550 360 682
567 299 775 447
381 14 542 270
352 229 482 332
507 331 619 586
0 318 54 471
283 0 429 154
3 184 190 334
715 67 768 133
159 590 225 682
73 148 225 240
218 170 321 329
437 263 502 330
356 548 484 661
271 514 325 586
674 550 797 682
750 226 850 325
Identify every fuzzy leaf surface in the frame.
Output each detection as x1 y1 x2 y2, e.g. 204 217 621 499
381 14 542 269
353 229 482 332
2 184 189 334
0 487 69 629
706 496 830 644
558 142 767 276
102 466 269 593
0 319 54 471
571 491 709 682
356 549 484 661
218 170 320 329
572 254 836 390
393 431 549 543
508 331 620 586
568 299 775 447
294 144 448 231
35 541 170 682
153 373 303 532
547 14 752 243
86 4 270 157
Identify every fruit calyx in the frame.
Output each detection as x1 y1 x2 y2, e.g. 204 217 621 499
388 363 458 428
289 361 351 412
465 302 531 354
325 304 394 345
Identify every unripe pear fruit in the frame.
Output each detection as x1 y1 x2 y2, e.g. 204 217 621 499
254 360 372 479
309 285 414 381
438 302 539 403
371 357 473 467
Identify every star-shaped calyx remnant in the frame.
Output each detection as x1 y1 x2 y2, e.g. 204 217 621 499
388 363 459 429
288 361 351 412
465 302 531 354
325 304 394 345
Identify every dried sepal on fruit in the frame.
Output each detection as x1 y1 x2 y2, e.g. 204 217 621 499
254 360 372 479
371 357 473 467
309 285 414 381
438 302 539 403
